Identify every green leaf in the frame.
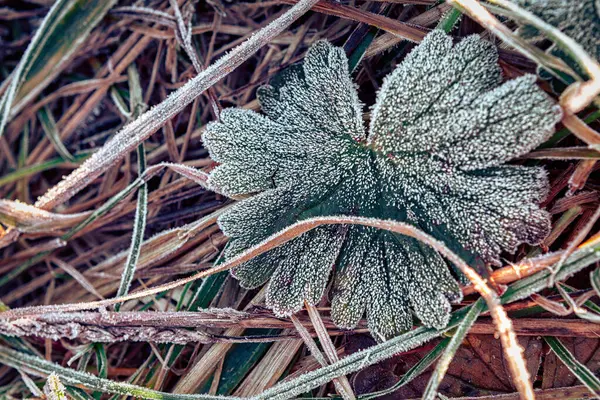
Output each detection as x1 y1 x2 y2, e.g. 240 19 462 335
0 0 118 137
203 30 561 339
544 336 600 397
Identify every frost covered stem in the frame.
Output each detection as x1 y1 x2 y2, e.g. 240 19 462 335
168 0 221 119
34 0 320 210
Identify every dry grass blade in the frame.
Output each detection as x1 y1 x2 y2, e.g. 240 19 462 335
0 200 89 233
280 0 427 42
289 314 354 400
304 303 356 399
233 331 303 396
51 258 103 300
296 304 356 400
523 147 600 159
33 0 321 211
364 3 452 58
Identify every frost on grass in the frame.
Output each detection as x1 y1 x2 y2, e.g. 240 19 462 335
513 0 600 68
44 373 68 400
203 30 562 340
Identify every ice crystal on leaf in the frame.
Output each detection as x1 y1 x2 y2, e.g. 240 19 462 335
203 31 562 340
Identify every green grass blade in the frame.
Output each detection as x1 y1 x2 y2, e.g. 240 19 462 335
115 64 148 308
436 7 462 33
38 106 75 162
591 267 600 298
0 0 118 138
213 329 278 395
67 386 95 400
544 336 600 397
0 345 235 400
93 343 108 400
114 144 147 307
0 152 90 187
93 344 108 379
422 298 485 400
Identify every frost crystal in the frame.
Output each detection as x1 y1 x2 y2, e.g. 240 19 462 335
203 31 562 339
512 0 600 63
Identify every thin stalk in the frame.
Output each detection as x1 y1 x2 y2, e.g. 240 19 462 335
305 303 355 400
290 314 351 399
0 216 536 400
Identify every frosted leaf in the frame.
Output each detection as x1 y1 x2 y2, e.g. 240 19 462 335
257 40 365 140
203 32 561 339
368 31 561 170
512 0 600 62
